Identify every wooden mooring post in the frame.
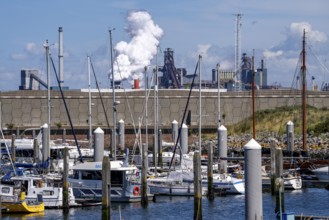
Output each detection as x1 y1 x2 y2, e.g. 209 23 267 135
33 138 39 163
207 143 214 201
141 143 148 208
11 134 15 162
270 139 276 195
193 151 202 220
102 156 111 220
275 147 285 215
62 147 69 211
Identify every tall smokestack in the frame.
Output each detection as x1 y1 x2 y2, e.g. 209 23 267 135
58 27 64 87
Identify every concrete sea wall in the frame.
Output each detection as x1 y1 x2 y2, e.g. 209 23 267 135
1 89 329 130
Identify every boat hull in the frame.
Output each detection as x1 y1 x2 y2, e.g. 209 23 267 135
2 201 44 213
71 185 153 203
262 176 302 190
312 166 329 181
209 174 245 194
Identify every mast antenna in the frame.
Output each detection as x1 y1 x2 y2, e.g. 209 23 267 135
233 13 243 91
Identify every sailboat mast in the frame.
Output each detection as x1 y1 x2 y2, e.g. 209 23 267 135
154 46 159 175
87 55 92 148
44 40 51 153
198 55 202 152
217 63 221 128
302 29 307 151
252 49 256 139
141 66 149 207
109 28 117 160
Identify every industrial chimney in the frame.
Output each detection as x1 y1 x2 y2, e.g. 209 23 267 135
58 27 64 87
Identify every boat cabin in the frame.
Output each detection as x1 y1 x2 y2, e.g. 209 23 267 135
69 161 140 188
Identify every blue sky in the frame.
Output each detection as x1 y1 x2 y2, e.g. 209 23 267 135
1 0 328 91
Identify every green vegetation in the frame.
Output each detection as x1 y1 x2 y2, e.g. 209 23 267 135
227 105 329 136
54 122 62 129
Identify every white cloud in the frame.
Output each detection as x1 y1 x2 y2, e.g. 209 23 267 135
262 22 329 88
219 60 234 71
190 44 225 67
193 44 212 58
289 22 327 43
182 44 235 78
273 22 328 51
10 42 43 61
263 49 283 59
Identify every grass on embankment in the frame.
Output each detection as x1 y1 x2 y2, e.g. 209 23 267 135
227 105 329 137
198 105 329 141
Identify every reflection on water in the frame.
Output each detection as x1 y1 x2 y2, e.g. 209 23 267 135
1 212 44 220
1 188 328 219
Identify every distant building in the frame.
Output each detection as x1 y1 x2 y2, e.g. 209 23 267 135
211 69 235 90
255 60 267 88
241 53 252 87
19 69 44 90
158 48 183 88
240 53 268 90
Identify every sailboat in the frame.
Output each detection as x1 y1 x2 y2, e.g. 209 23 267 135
232 49 302 191
147 55 208 196
198 61 245 194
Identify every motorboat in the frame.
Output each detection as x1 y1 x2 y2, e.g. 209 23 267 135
0 167 79 208
1 192 44 213
68 160 153 203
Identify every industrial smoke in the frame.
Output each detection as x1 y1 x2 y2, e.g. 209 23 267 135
112 10 163 86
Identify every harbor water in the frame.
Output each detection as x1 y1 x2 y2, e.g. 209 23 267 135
1 188 328 219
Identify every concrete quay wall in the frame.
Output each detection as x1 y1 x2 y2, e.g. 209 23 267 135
1 89 329 130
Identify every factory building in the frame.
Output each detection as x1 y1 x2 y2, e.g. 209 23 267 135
19 69 46 90
240 53 268 90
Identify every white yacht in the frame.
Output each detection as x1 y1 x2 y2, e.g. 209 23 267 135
209 173 245 194
262 168 302 190
147 169 208 196
282 170 303 190
312 166 329 181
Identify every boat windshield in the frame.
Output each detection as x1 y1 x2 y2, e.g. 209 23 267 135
73 170 124 187
81 170 102 180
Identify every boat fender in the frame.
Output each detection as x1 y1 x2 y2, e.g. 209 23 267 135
133 186 140 196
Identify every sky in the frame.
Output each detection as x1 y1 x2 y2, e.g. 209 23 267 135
0 0 328 91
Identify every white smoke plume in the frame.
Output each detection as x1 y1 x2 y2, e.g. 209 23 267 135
112 10 164 86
